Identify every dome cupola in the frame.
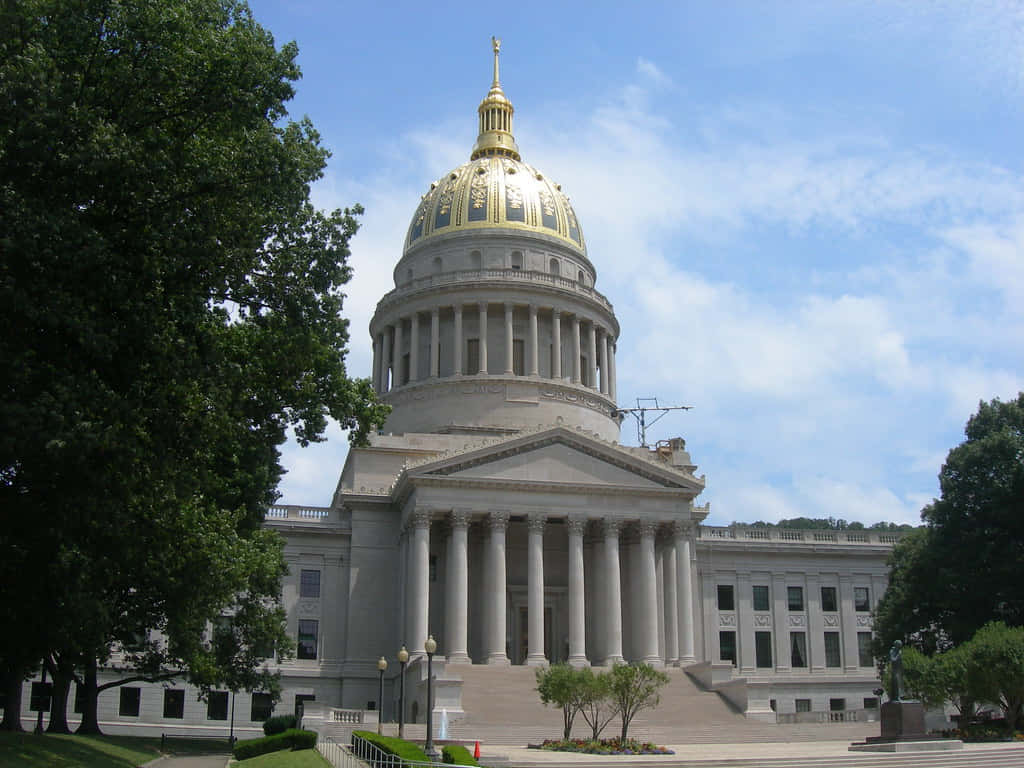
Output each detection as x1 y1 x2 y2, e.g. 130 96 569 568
470 37 520 161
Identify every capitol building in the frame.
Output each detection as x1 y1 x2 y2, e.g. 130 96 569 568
18 42 897 737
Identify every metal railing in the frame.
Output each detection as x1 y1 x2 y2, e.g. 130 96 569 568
350 733 442 768
320 736 368 768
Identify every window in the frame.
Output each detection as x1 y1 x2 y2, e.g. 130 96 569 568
163 689 185 719
717 584 735 611
297 619 319 660
824 631 841 668
466 339 480 375
753 585 770 612
513 339 525 375
830 698 846 712
858 632 874 667
471 250 482 269
719 631 737 665
300 569 320 599
820 586 838 612
770 699 777 712
510 251 523 270
295 693 315 721
208 691 229 721
864 697 879 710
855 586 871 612
120 687 141 717
251 692 274 722
30 682 52 712
549 257 560 275
795 698 811 713
788 586 804 612
790 632 808 668
577 269 585 284
755 631 773 668
432 256 443 273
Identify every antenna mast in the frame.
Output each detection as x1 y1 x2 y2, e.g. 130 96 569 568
612 397 693 448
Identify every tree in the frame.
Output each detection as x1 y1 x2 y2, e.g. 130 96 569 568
964 622 1024 734
577 667 616 741
874 394 1024 651
535 664 585 740
606 663 669 742
0 0 388 732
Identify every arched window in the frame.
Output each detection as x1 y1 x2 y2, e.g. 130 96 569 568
549 257 560 276
510 251 523 270
470 250 482 270
432 256 443 273
577 270 585 285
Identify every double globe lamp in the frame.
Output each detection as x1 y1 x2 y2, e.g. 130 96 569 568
388 638 437 757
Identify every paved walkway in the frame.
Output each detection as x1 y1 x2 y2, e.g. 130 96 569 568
143 756 229 768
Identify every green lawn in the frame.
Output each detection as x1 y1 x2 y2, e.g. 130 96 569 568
0 732 162 767
236 748 330 766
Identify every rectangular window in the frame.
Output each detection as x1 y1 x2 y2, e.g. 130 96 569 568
858 632 874 667
820 586 838 612
163 689 185 719
824 631 842 668
717 584 735 611
830 698 846 711
864 697 879 710
755 631 773 668
299 569 320 599
30 682 52 712
513 339 525 375
795 698 811 713
251 692 273 722
788 586 804 612
207 691 229 721
752 585 770 612
719 631 737 665
790 631 808 668
855 586 871 612
295 693 315 721
120 687 141 717
297 619 318 660
466 339 480 374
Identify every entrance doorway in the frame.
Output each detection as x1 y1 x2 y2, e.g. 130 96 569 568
515 605 553 664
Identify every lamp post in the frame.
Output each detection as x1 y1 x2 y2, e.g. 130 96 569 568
397 645 409 739
424 634 438 760
377 656 388 735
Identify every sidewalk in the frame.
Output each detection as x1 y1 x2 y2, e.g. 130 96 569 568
143 756 229 768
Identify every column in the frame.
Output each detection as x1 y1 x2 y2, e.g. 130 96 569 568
551 309 562 380
393 320 404 388
380 326 392 394
806 573 825 672
638 521 661 665
430 308 440 378
504 303 514 375
453 305 463 375
445 510 471 663
587 323 598 390
663 537 679 665
571 316 581 384
478 302 488 375
656 546 665 662
408 313 419 383
737 571 754 674
528 304 539 376
603 519 624 664
608 342 617 402
674 522 696 664
839 574 858 672
372 334 381 393
772 573 789 672
526 513 547 666
486 510 510 664
567 517 588 666
600 331 610 395
408 509 431 656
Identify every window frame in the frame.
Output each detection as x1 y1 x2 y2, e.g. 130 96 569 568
718 630 737 666
752 585 770 612
163 688 185 719
251 692 274 722
854 586 871 612
790 631 808 668
717 584 735 612
787 586 804 612
824 631 842 668
207 691 229 721
297 619 319 660
857 631 874 667
755 631 773 668
299 569 321 599
119 687 141 718
820 586 838 613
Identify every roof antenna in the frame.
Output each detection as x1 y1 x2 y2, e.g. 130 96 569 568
612 397 693 448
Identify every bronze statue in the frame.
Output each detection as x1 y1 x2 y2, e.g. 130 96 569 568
889 639 903 702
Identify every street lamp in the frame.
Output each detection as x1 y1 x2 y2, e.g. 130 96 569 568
397 645 409 739
377 656 388 735
424 634 438 760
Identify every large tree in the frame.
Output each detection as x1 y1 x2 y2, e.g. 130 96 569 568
0 0 387 731
874 394 1024 651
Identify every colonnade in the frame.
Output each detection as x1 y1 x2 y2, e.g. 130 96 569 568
401 509 697 667
372 302 616 400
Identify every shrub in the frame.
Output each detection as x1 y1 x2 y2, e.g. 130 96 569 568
351 730 430 763
442 744 479 765
263 713 298 735
233 729 317 760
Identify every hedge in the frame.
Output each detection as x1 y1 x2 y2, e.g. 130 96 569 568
233 728 318 760
442 744 479 765
351 730 430 763
263 713 298 735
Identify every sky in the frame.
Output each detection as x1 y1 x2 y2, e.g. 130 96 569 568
248 0 1024 527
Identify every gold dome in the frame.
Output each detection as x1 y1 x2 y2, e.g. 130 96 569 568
403 39 586 257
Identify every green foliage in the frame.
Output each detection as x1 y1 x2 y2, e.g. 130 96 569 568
577 667 616 740
535 664 586 740
233 729 316 760
606 663 670 742
441 744 478 765
350 731 429 763
0 0 388 732
963 622 1024 733
263 714 297 736
875 394 1024 652
744 518 914 531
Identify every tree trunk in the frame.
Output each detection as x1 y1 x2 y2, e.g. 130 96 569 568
0 669 26 732
75 657 102 735
46 667 73 734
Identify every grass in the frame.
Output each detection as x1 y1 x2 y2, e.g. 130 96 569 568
0 731 161 767
236 748 331 766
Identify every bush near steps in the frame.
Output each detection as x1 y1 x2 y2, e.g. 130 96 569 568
233 729 318 760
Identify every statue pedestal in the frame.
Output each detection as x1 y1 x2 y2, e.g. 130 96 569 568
850 701 963 753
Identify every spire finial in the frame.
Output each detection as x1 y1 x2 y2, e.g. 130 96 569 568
492 36 501 87
470 37 520 161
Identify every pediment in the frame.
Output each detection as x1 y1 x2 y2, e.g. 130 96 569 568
407 428 701 491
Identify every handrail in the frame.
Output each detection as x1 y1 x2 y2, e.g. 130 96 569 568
320 736 368 768
350 733 443 768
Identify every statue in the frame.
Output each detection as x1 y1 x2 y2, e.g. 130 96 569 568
888 640 903 702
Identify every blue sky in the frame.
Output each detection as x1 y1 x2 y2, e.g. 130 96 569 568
249 0 1024 526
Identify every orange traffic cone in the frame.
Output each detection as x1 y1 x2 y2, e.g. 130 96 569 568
473 741 481 759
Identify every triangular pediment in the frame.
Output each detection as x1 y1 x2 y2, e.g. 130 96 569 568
405 428 702 491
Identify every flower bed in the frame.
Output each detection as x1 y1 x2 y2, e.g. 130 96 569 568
535 738 675 755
